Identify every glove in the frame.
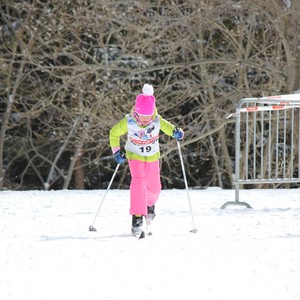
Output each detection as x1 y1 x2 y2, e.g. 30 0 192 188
173 128 184 141
113 150 126 164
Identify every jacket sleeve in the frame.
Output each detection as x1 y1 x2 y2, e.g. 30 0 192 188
159 115 176 137
109 117 128 148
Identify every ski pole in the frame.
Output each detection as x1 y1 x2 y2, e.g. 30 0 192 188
89 163 121 231
176 140 198 233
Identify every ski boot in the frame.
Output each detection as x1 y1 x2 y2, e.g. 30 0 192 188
131 215 145 239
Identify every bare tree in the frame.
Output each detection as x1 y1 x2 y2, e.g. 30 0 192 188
0 0 298 190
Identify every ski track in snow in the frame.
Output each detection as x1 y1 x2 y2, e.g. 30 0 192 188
1 188 300 300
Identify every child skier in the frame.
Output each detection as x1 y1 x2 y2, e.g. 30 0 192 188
109 84 184 238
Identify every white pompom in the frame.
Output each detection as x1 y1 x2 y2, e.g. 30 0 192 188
142 84 154 96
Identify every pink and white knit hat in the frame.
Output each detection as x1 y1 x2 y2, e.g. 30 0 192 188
134 84 156 116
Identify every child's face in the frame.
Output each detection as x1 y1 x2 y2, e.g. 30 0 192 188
139 115 152 122
137 114 153 126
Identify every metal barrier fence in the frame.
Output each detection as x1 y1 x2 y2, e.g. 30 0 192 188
221 94 300 209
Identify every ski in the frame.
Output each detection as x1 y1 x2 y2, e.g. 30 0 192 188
139 231 145 239
131 227 145 239
132 230 145 239
145 222 153 236
145 214 155 236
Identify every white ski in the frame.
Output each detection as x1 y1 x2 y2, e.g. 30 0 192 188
131 227 145 239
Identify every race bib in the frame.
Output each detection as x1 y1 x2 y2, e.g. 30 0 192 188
125 115 160 156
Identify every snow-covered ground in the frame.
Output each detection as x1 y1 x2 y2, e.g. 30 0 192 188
1 187 300 300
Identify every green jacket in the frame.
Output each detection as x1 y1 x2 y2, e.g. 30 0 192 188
110 113 176 162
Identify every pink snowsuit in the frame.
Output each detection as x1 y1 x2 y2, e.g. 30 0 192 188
128 160 161 215
109 111 176 216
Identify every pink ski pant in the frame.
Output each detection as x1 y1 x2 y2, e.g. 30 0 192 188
128 160 161 216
